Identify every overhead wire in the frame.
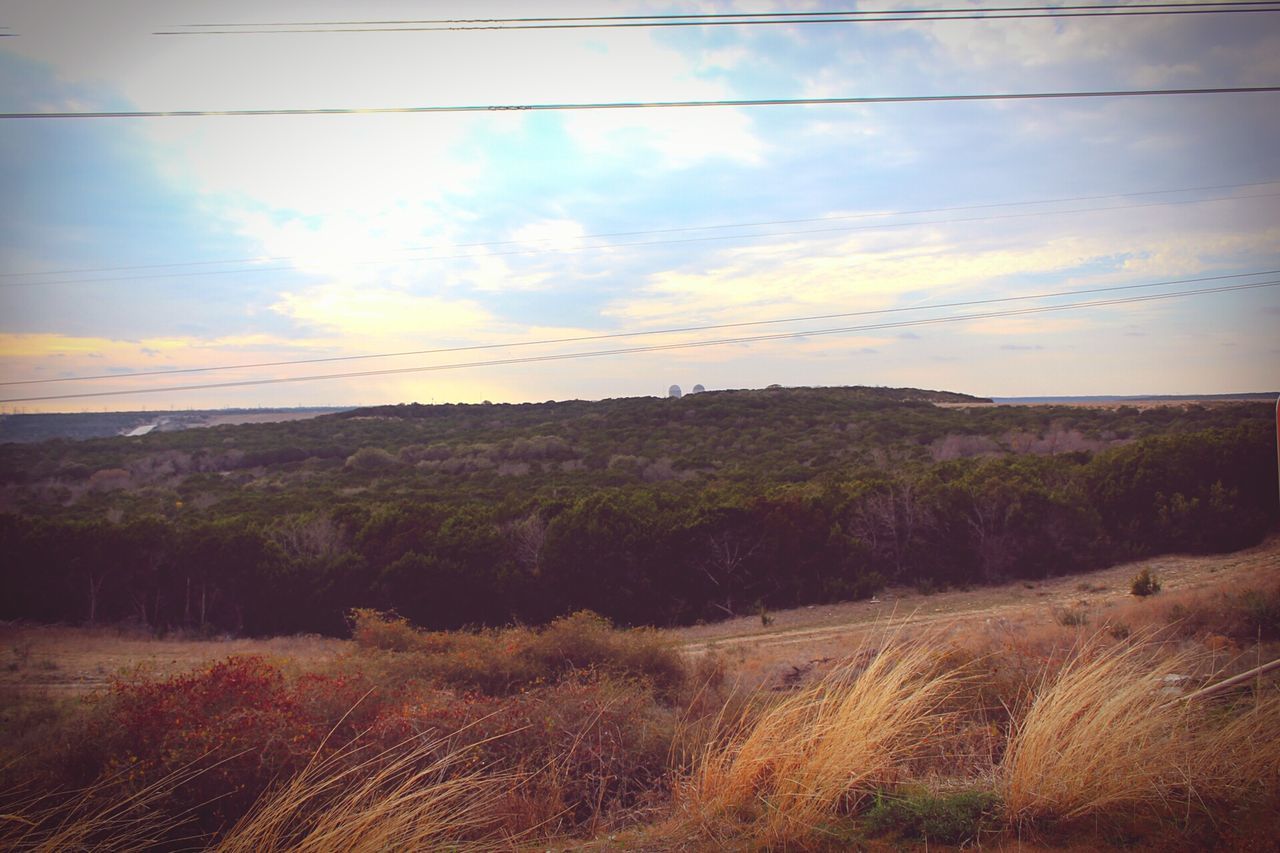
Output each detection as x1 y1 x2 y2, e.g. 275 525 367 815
160 2 1280 33
5 189 1278 289
3 179 1277 282
4 279 1275 403
4 86 1279 120
177 2 1280 28
3 270 1274 388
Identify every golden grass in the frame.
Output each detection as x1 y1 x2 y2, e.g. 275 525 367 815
1197 692 1280 793
0 759 215 852
216 731 519 852
679 632 967 845
997 634 1280 828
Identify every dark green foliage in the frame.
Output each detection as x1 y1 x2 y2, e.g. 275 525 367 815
1130 568 1162 597
864 787 1000 844
0 388 1274 635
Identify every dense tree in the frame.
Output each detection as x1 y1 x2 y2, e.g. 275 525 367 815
0 390 1274 635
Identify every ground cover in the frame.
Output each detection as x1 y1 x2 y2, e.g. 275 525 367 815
2 540 1277 850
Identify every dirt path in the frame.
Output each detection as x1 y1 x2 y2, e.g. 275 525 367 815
673 537 1280 681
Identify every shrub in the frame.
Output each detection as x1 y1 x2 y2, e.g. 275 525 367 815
522 611 689 702
88 656 386 835
348 609 692 702
348 608 422 652
344 447 398 472
1053 604 1089 627
1130 568 1161 597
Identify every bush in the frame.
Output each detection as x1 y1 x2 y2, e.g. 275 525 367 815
345 447 398 472
348 609 693 702
89 656 377 834
348 608 422 652
1130 568 1161 597
1053 604 1090 627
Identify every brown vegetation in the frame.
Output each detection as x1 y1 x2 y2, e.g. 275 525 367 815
2 546 1279 850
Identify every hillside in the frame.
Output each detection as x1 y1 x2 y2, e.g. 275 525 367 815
2 543 1277 851
0 385 1275 635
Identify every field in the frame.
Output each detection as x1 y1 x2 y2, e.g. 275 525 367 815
3 539 1278 850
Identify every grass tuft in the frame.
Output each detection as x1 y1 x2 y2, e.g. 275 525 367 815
998 630 1280 824
216 732 517 852
680 633 966 845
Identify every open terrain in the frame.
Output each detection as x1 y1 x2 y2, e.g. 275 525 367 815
3 537 1276 697
2 539 1279 850
677 535 1280 682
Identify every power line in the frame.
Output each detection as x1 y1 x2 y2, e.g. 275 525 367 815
4 179 1276 282
3 270 1273 388
178 2 1280 28
6 190 1277 290
4 86 1279 120
160 3 1280 33
4 279 1274 404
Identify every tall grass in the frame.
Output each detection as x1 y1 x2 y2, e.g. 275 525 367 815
681 634 966 845
0 759 212 851
216 732 518 852
998 634 1270 827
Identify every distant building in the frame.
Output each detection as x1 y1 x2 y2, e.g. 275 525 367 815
691 384 706 394
668 385 683 398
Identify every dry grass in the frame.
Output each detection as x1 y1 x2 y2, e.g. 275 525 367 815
0 759 215 851
998 633 1280 829
679 631 968 846
216 731 520 852
0 623 345 695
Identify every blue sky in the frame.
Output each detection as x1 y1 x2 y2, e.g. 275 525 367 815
2 1 1278 412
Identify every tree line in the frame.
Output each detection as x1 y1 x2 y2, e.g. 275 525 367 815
2 422 1274 635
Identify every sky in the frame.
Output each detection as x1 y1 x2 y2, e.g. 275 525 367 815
1 0 1278 413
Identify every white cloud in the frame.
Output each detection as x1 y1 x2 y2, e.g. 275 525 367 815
270 284 492 339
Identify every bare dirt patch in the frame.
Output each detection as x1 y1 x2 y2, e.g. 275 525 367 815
0 626 346 695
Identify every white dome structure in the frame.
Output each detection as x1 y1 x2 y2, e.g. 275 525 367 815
668 385 683 398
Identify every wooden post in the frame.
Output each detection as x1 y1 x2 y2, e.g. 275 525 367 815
1169 657 1280 707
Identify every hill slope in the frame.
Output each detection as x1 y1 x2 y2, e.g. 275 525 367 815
0 386 1275 635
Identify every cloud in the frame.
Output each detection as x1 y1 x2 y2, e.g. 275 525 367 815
1000 344 1045 351
564 108 764 170
269 285 492 340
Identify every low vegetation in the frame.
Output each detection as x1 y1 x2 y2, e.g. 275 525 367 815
2 564 1279 850
1130 567 1162 596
